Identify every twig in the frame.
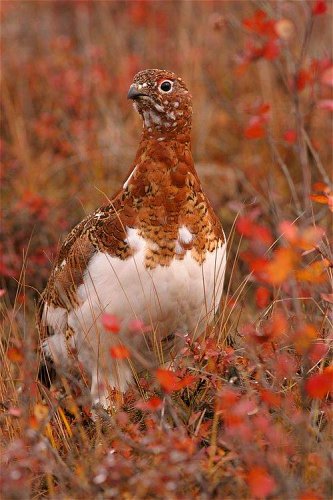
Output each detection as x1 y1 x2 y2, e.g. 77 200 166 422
267 134 303 216
303 129 332 188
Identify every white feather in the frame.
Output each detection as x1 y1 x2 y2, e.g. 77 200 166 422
42 228 226 408
123 167 137 189
178 225 193 244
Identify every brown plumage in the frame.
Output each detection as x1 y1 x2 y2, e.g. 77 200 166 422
38 69 226 411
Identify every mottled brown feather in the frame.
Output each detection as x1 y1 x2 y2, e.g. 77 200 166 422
39 69 225 337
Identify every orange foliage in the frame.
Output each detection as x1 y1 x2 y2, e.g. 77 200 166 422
312 1 328 15
265 247 298 284
246 466 277 498
295 259 329 283
306 367 333 399
7 347 24 364
255 286 271 309
310 183 333 211
293 324 318 354
102 314 121 334
156 369 196 393
1 1 332 499
109 345 130 359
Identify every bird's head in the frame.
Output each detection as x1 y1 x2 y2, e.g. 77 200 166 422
128 69 192 139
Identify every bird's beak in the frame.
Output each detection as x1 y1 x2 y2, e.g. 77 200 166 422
127 84 147 100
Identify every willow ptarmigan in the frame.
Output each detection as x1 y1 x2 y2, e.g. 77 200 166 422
38 68 226 410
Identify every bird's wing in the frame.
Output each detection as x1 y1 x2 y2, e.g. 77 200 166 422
37 195 136 336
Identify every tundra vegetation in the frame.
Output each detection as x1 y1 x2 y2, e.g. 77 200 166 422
1 1 332 499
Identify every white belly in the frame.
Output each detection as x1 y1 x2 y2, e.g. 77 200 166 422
76 244 226 335
43 229 226 389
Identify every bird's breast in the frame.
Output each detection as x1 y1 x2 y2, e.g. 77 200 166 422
77 227 226 339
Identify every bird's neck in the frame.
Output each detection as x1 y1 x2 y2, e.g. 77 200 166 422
134 134 196 177
138 105 192 142
121 135 201 203
141 125 192 143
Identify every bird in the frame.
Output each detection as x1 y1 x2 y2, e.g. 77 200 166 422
38 68 226 411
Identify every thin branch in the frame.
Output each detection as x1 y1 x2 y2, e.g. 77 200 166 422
303 129 332 188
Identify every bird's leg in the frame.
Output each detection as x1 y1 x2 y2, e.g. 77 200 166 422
91 372 111 411
41 333 73 368
90 361 132 419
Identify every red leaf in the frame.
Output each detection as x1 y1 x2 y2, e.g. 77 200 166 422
156 369 179 392
317 99 333 111
296 69 311 91
7 347 24 363
102 314 120 334
279 222 324 251
28 415 39 429
312 0 327 15
156 369 195 393
217 388 239 410
236 216 272 245
243 10 267 33
276 353 298 379
255 226 273 245
244 117 266 139
128 318 152 333
243 10 276 38
248 256 270 279
260 389 281 408
236 216 254 237
177 373 197 390
243 313 286 344
283 129 297 144
293 324 317 354
128 1 151 26
320 65 333 86
310 183 333 211
256 102 271 115
308 342 329 363
263 39 280 60
279 220 298 242
256 286 270 309
310 193 329 204
305 367 333 399
242 323 267 344
312 182 330 193
263 309 288 340
246 466 276 498
136 396 163 411
109 345 130 359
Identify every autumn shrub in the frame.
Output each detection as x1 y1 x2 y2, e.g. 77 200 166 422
1 1 332 499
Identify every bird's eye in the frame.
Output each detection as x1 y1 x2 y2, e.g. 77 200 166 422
159 80 173 93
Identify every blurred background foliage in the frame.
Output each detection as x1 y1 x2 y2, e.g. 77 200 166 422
1 0 331 299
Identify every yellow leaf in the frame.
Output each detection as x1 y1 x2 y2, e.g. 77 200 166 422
266 248 298 284
294 324 317 354
310 194 329 204
296 260 329 283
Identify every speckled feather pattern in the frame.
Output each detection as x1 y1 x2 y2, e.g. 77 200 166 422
38 69 226 410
